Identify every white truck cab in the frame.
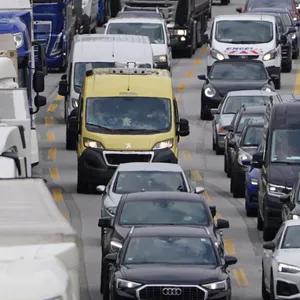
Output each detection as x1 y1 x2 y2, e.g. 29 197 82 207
104 17 172 72
206 14 284 89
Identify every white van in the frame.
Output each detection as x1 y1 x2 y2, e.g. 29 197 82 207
58 34 154 124
104 17 172 72
206 14 284 89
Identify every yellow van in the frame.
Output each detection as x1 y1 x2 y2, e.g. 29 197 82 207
68 65 190 193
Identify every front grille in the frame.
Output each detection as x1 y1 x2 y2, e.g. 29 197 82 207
228 55 259 59
277 280 299 296
103 151 153 166
138 286 206 300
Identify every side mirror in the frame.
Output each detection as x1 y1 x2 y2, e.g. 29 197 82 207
61 74 67 80
195 186 205 194
224 255 238 266
96 185 106 193
68 117 79 133
211 108 218 115
242 159 251 166
280 35 287 45
216 218 230 229
104 253 117 264
295 21 300 27
288 26 297 34
223 125 233 132
203 33 209 44
33 71 45 93
209 205 216 218
98 217 112 228
236 7 242 13
58 80 68 96
251 152 264 169
34 95 46 108
178 118 190 137
263 241 275 251
197 74 207 80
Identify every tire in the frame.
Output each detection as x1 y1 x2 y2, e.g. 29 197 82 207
261 267 270 300
215 140 224 155
245 199 256 217
227 158 232 178
224 154 228 173
66 127 77 150
102 262 109 300
270 273 275 300
77 169 89 194
200 106 209 120
212 135 216 151
232 174 244 198
257 209 263 231
274 74 281 89
282 59 292 73
184 46 193 58
64 100 68 123
230 177 233 193
293 48 299 59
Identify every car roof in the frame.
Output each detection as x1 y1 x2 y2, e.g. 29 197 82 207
123 191 206 202
117 162 184 172
214 14 276 22
240 105 266 113
245 119 264 126
284 219 300 227
131 225 210 237
227 90 277 97
248 7 291 13
213 58 264 65
107 17 165 24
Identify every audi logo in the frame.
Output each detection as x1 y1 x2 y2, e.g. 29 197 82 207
162 288 182 295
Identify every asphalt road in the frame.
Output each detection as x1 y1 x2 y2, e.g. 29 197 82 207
33 0 300 299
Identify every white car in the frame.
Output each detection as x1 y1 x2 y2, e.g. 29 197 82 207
104 17 172 72
262 219 300 300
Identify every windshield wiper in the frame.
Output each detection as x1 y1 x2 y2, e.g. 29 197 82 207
86 123 114 132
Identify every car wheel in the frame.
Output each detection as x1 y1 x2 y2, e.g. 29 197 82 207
257 209 263 231
227 158 232 178
274 74 281 89
64 100 68 123
66 127 77 150
270 273 275 300
212 134 216 151
232 174 244 198
215 137 224 155
282 59 292 73
230 177 233 193
224 154 228 173
245 199 256 217
261 266 270 300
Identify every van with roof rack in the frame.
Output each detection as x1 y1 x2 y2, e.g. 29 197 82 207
67 65 190 194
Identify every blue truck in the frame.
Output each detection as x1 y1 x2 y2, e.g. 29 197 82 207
32 0 78 71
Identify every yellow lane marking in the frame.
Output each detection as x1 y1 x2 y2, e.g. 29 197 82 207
201 46 207 53
224 239 236 255
47 131 56 141
194 58 202 66
182 151 192 160
48 148 57 160
177 83 187 92
49 168 60 180
191 170 201 181
45 116 53 126
52 188 63 201
62 212 68 218
233 269 249 286
186 71 195 78
214 212 222 221
294 71 300 94
56 95 64 101
203 191 212 203
47 103 58 112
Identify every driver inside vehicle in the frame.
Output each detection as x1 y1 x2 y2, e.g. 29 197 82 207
87 100 117 127
142 101 169 128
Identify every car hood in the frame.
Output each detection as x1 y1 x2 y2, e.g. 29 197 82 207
152 44 167 57
113 225 131 243
219 114 235 127
105 193 123 207
119 265 222 284
208 80 269 97
240 146 258 156
267 164 300 187
277 250 300 266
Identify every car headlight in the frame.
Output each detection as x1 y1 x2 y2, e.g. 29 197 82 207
110 240 122 252
174 29 187 36
43 296 63 300
290 33 297 39
261 86 273 92
278 263 300 273
83 138 104 149
105 206 116 216
210 49 225 60
153 139 173 150
263 49 278 61
292 214 299 220
238 152 252 166
154 55 167 63
251 178 258 185
267 183 290 197
293 17 297 21
116 278 141 289
72 98 78 108
13 32 24 48
204 87 216 98
203 280 228 291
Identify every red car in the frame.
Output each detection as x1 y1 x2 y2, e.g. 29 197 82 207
236 0 300 21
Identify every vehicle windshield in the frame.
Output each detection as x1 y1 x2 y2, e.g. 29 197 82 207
124 236 217 265
223 96 268 114
119 200 208 225
237 115 264 132
73 62 151 93
114 171 188 194
86 97 171 133
246 0 292 10
215 20 273 43
106 23 165 44
242 126 264 146
282 226 300 248
210 63 268 80
281 13 293 26
271 129 300 163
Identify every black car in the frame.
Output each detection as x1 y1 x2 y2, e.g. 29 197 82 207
245 10 295 72
230 120 264 198
224 105 266 178
98 192 230 294
103 226 238 300
197 59 275 120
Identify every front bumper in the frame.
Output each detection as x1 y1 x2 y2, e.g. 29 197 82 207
245 176 258 208
78 147 178 185
154 61 169 70
275 274 300 299
169 31 191 50
263 194 283 229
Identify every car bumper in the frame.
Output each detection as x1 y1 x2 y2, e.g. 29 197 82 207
78 147 178 185
263 194 283 229
246 180 258 208
216 134 226 149
202 94 223 110
275 274 300 299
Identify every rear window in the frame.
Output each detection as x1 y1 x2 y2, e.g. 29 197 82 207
246 0 292 10
242 126 264 146
237 114 264 132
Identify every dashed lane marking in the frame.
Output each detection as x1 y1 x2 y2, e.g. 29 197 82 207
49 168 60 180
47 131 56 141
294 70 300 94
48 148 57 160
47 103 58 112
186 71 195 78
233 269 249 286
52 188 63 201
191 170 201 181
182 151 192 160
203 191 212 203
193 58 202 66
177 83 187 92
45 116 53 126
200 46 207 53
56 95 64 101
224 239 236 255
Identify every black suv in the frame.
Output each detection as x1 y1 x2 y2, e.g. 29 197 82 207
230 120 264 198
224 105 266 178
